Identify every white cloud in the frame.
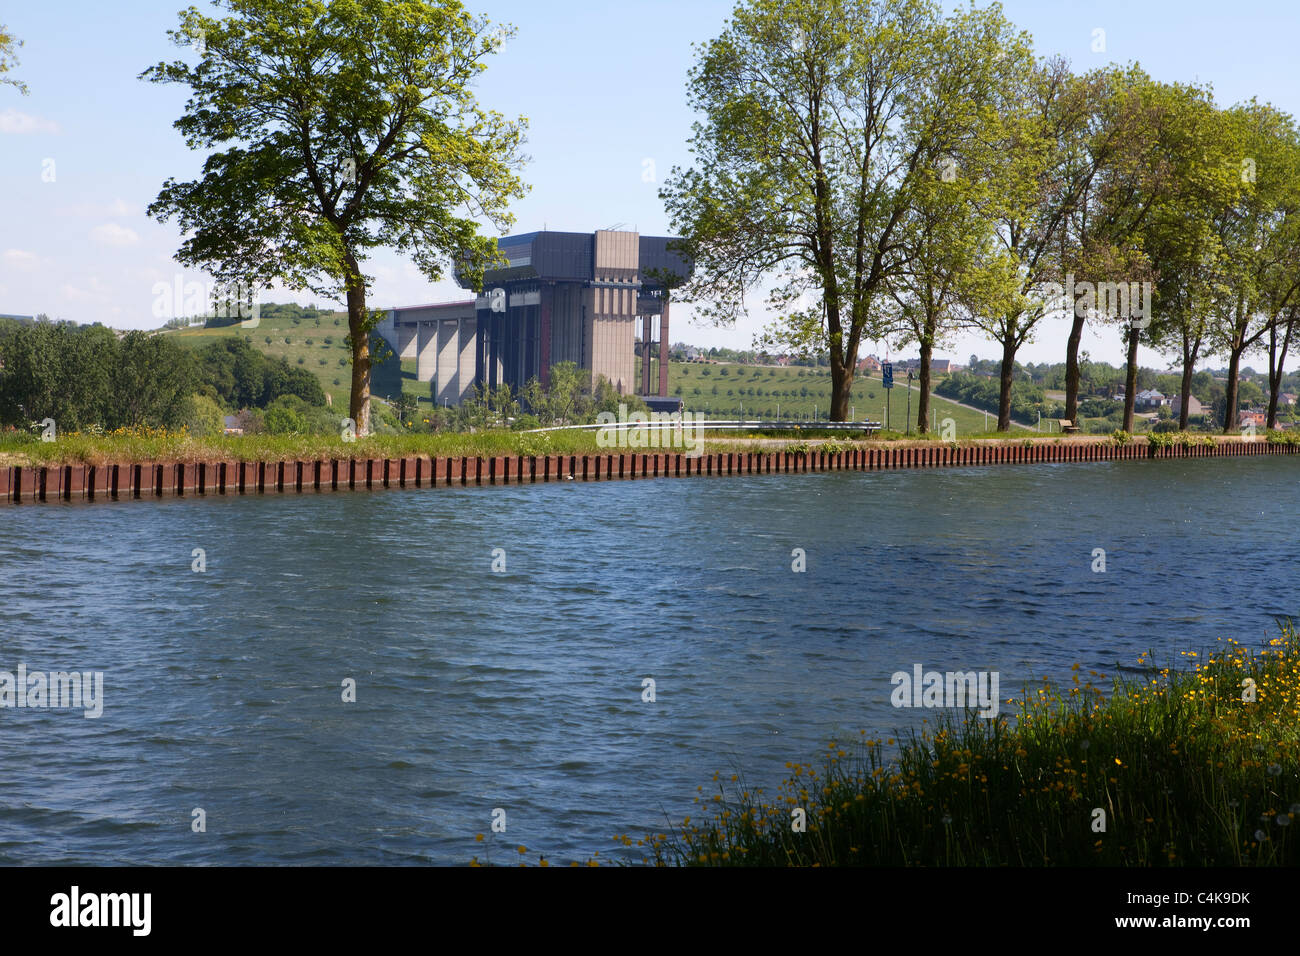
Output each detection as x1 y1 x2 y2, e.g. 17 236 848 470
59 198 138 218
0 109 61 135
90 223 140 247
1 249 40 272
61 276 113 303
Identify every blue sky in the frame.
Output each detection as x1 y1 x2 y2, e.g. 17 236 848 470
1 0 1296 368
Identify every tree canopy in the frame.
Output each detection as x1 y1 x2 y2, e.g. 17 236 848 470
141 0 529 435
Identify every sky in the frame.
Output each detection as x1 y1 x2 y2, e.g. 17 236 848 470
1 0 1297 370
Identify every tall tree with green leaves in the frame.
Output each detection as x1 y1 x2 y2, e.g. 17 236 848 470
1081 75 1228 433
882 12 1031 435
1208 101 1300 433
1141 96 1243 430
660 0 1032 421
962 58 1094 431
142 0 528 435
1057 66 1168 427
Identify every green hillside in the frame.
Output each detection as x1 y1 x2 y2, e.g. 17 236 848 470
663 361 1032 436
163 312 1047 437
162 305 407 410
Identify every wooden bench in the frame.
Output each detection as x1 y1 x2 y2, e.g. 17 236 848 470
1057 419 1080 435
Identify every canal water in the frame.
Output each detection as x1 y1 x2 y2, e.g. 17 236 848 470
0 456 1295 864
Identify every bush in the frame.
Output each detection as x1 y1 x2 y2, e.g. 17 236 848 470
182 393 225 438
264 402 307 436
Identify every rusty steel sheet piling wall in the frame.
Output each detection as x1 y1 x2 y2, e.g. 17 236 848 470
2 440 1294 504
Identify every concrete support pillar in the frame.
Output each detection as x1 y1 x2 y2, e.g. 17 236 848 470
417 322 438 382
659 300 670 397
642 312 654 397
398 324 418 360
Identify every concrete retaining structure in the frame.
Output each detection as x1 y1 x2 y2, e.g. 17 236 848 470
2 439 1294 504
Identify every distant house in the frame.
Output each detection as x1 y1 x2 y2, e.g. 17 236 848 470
1171 394 1204 417
930 359 951 374
223 415 244 436
858 355 882 373
1239 410 1268 429
680 346 702 362
1281 392 1297 407
1135 389 1167 409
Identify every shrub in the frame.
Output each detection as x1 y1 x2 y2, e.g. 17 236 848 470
182 393 225 438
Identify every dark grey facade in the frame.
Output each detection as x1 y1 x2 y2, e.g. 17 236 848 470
379 228 691 405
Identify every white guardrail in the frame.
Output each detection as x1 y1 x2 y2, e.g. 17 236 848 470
521 419 883 435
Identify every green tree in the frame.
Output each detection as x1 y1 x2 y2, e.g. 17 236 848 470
264 398 308 435
0 321 119 430
1141 95 1242 430
184 392 227 437
113 332 196 428
662 0 1030 421
142 0 528 436
1208 102 1300 433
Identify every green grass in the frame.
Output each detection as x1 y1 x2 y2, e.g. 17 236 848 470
665 361 1032 435
0 425 1113 468
165 309 360 410
0 427 609 466
635 623 1300 866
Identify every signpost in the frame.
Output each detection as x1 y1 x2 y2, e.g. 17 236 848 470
906 369 914 434
882 361 893 431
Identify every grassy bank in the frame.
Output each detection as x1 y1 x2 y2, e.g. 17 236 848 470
0 425 1141 468
2 426 1291 468
641 623 1300 866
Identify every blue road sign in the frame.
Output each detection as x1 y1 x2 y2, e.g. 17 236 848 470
882 362 893 389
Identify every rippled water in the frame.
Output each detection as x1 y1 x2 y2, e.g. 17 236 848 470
0 456 1295 864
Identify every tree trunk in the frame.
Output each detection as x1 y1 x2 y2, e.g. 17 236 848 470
1223 345 1242 435
344 250 372 436
829 356 852 421
917 336 932 434
1177 329 1200 432
1064 311 1086 422
997 336 1015 432
1122 326 1139 433
1265 311 1293 431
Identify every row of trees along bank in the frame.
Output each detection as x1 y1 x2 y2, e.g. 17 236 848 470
662 0 1300 433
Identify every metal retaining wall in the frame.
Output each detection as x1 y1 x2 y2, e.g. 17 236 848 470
1 439 1293 504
